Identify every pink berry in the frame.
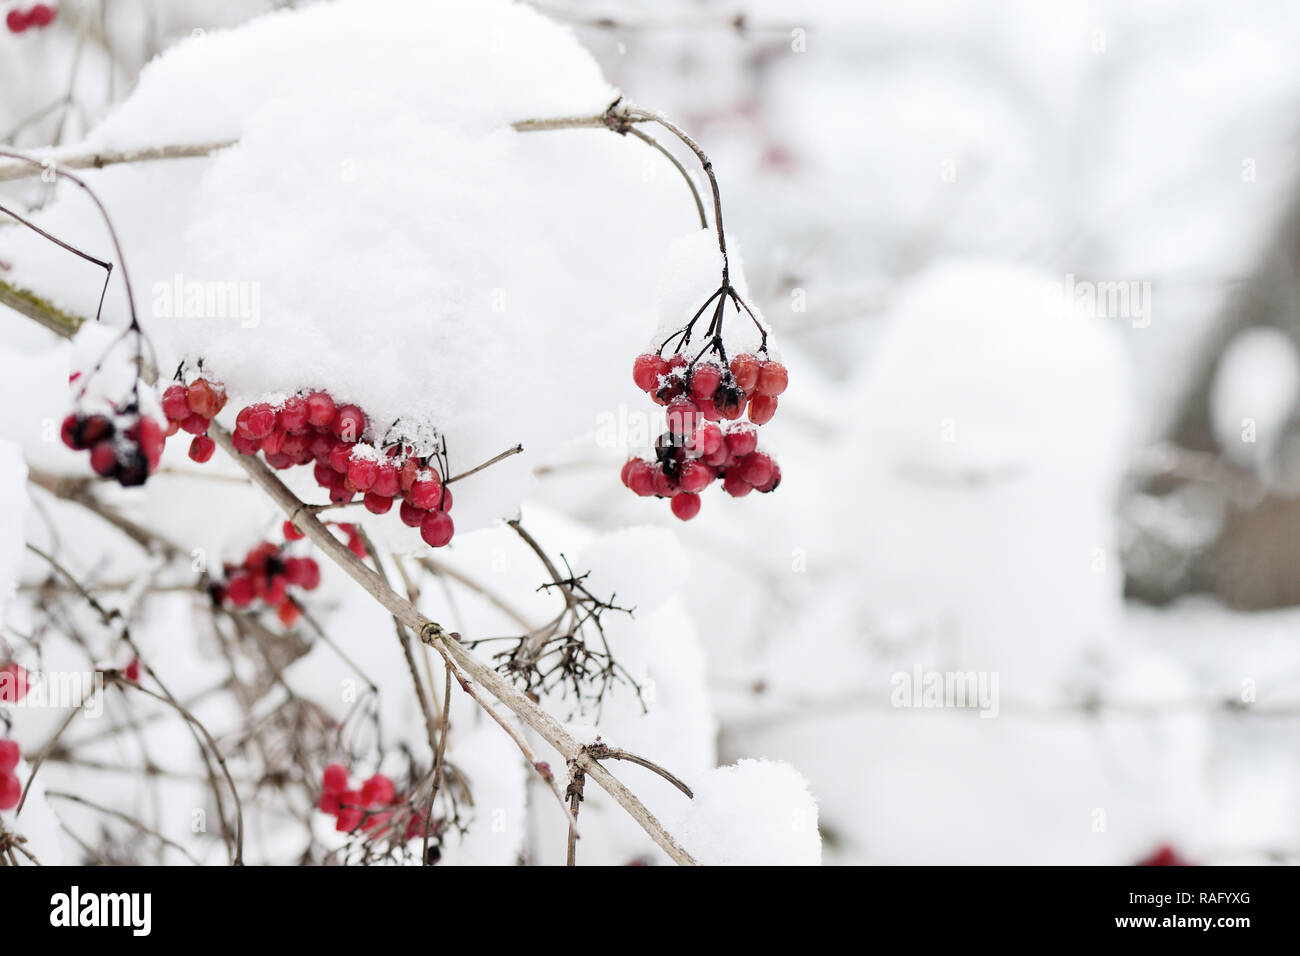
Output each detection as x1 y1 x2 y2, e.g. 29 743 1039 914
690 422 723 456
0 773 19 811
632 353 668 392
755 463 782 493
364 492 393 514
179 412 208 436
748 393 778 425
756 360 788 397
332 404 365 442
29 4 54 28
371 462 399 497
188 435 215 463
666 397 700 437
420 510 455 548
328 440 352 473
0 739 18 774
5 9 29 33
360 773 396 807
671 493 701 521
322 763 348 793
231 432 260 455
627 461 656 497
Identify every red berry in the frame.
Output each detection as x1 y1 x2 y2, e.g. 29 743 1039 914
756 360 788 396
632 353 668 392
371 462 399 497
748 393 778 425
179 412 208 436
724 428 757 458
0 663 29 703
262 428 289 455
723 470 752 497
279 396 309 433
620 459 636 488
59 414 83 449
322 763 348 793
29 4 54 28
328 440 352 473
408 475 443 510
347 455 378 491
226 573 255 607
690 422 723 456
688 363 722 402
283 520 305 541
81 415 114 446
236 403 276 440
438 486 453 511
755 462 782 493
678 461 714 494
277 601 301 627
704 445 730 468
89 440 118 477
0 774 20 811
5 9 29 33
671 493 702 521
135 418 165 469
336 800 364 832
420 510 455 548
0 739 18 774
738 452 774 487
332 404 365 442
318 790 343 814
124 658 141 683
305 392 335 428
364 491 393 514
627 460 656 497
188 435 215 463
284 557 320 590
360 773 396 806
161 384 191 421
328 477 355 505
666 397 700 437
730 354 761 393
399 500 426 527
347 533 368 559
231 432 260 455
186 379 222 418
651 468 676 498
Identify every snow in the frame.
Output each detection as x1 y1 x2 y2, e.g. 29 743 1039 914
0 439 28 620
1211 326 1300 470
666 758 821 866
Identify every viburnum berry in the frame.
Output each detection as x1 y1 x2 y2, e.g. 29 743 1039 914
755 360 788 396
236 403 276 441
738 452 775 487
371 462 400 497
28 4 55 28
89 440 118 477
0 739 19 774
304 391 335 428
748 393 778 425
399 500 425 527
678 460 713 494
408 475 443 510
364 491 392 514
186 378 225 418
625 460 655 497
322 763 348 793
360 773 396 806
0 773 20 811
688 363 723 402
347 455 378 491
670 492 701 521
226 573 256 607
276 601 301 627
124 658 141 683
161 384 190 421
279 395 309 433
332 404 366 442
722 470 752 498
5 9 28 33
283 520 305 541
188 435 215 463
420 510 454 548
632 353 667 393
724 428 758 459
730 353 761 392
335 792 364 832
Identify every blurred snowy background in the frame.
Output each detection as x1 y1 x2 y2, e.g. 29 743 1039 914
3 0 1300 865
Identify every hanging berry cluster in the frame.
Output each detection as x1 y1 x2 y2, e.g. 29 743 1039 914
60 408 164 487
317 763 429 840
160 377 227 463
227 390 457 549
212 537 322 628
5 3 55 33
0 738 21 811
623 350 786 520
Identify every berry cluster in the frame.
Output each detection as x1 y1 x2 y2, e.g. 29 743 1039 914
228 391 456 549
213 539 321 628
5 3 55 33
623 348 786 521
0 739 21 811
160 377 227 463
317 763 426 840
621 421 781 520
60 409 164 487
